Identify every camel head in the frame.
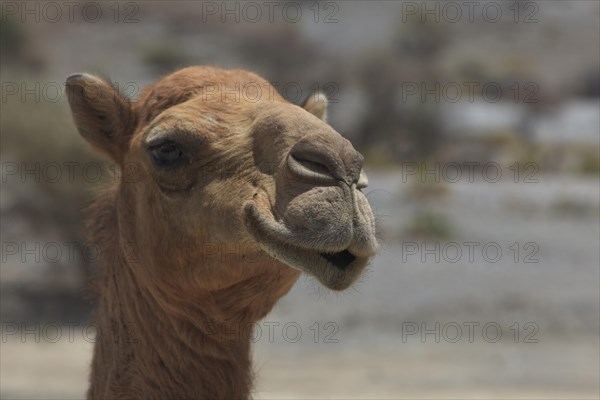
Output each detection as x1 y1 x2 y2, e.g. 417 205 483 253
66 67 377 293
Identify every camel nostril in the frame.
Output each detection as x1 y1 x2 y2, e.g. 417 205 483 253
293 154 332 175
288 146 342 184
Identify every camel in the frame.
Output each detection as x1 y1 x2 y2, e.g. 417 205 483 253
65 66 378 399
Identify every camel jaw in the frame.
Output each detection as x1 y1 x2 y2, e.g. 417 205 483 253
243 203 374 291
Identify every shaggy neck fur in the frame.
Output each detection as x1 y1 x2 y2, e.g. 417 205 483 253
86 188 296 399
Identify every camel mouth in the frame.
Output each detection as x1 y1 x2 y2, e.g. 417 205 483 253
243 202 373 291
320 250 356 270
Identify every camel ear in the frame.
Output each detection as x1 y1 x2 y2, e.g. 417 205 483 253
301 91 328 121
65 73 135 163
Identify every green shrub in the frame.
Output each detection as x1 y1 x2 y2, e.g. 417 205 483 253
405 210 454 240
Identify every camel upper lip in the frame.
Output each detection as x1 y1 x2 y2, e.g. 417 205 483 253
243 202 371 290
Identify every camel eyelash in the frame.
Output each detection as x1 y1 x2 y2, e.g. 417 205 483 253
148 140 189 168
146 129 205 151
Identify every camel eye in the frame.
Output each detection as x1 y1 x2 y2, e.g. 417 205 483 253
150 142 184 167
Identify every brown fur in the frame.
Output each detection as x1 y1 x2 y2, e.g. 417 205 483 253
65 66 377 399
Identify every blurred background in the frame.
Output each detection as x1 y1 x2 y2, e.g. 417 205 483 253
1 1 598 398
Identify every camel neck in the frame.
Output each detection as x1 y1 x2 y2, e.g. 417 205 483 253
84 188 298 399
87 240 254 399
